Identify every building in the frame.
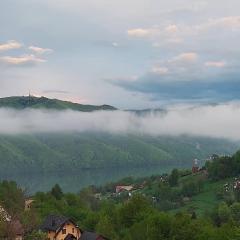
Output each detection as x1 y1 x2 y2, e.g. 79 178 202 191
40 215 109 240
25 199 34 211
39 215 81 240
0 205 24 240
116 185 133 193
192 159 199 173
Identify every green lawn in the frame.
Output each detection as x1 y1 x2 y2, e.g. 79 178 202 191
173 176 234 215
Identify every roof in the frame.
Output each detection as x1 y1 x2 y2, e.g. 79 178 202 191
80 232 99 240
39 215 73 232
79 232 108 240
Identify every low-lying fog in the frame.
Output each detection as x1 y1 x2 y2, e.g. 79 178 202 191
0 103 240 140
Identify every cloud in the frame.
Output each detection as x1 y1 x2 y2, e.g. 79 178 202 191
205 61 226 68
126 16 240 48
151 67 169 75
0 54 46 66
200 16 240 31
165 24 179 34
0 40 22 52
108 64 240 102
1 103 240 140
42 90 70 94
29 46 53 55
127 28 160 38
171 52 198 63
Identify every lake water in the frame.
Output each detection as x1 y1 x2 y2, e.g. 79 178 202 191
0 165 187 194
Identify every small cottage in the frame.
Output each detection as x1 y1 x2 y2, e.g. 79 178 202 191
39 215 81 240
40 215 109 240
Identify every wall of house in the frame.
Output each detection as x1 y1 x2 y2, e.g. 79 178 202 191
47 231 56 240
48 222 81 240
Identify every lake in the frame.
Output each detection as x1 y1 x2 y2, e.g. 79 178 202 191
0 165 188 194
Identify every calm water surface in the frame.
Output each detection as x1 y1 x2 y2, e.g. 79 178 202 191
0 165 189 194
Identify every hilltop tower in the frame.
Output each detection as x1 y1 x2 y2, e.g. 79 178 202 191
192 159 199 173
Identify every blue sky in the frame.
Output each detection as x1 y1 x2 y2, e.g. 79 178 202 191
0 0 240 109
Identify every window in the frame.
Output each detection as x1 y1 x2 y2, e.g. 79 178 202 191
62 229 66 234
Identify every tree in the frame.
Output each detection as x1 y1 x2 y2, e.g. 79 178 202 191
231 202 240 223
96 214 117 240
118 194 151 227
25 231 47 240
218 202 232 224
50 184 63 200
169 169 179 187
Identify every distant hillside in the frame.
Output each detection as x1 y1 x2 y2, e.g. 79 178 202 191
0 96 116 112
0 133 238 174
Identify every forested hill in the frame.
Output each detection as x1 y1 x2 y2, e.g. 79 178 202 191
0 133 238 174
0 96 116 111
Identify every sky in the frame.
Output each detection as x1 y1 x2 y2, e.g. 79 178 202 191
1 0 240 109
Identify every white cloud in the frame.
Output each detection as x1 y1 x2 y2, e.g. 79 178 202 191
111 42 119 47
0 40 22 52
165 24 178 34
172 52 198 63
151 67 169 75
202 16 240 30
205 61 226 68
29 46 53 55
0 54 46 65
127 28 159 38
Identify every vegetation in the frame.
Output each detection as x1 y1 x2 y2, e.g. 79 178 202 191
2 151 240 239
0 96 116 111
0 133 237 174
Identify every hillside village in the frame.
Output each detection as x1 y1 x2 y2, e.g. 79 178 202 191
1 152 240 239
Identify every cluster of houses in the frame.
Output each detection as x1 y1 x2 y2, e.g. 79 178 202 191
0 201 108 240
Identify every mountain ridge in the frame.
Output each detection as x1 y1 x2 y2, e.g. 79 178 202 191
0 96 117 112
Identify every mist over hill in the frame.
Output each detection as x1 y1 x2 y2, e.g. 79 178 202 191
0 96 239 174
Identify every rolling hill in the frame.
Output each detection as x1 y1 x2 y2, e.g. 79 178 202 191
0 133 238 174
0 96 239 174
0 96 116 111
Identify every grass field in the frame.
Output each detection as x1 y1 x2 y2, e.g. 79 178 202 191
173 175 234 215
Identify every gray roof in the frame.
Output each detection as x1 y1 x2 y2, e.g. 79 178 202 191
39 215 72 232
80 231 108 240
80 232 99 240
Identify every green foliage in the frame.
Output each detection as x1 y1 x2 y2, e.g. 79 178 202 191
168 169 179 187
0 96 116 111
0 180 25 216
0 134 237 175
3 175 240 240
25 231 47 240
206 151 240 180
118 194 151 227
50 184 63 200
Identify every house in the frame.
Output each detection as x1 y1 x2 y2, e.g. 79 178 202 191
40 215 109 240
0 205 24 240
25 198 34 211
0 204 11 222
39 215 81 240
116 185 133 194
